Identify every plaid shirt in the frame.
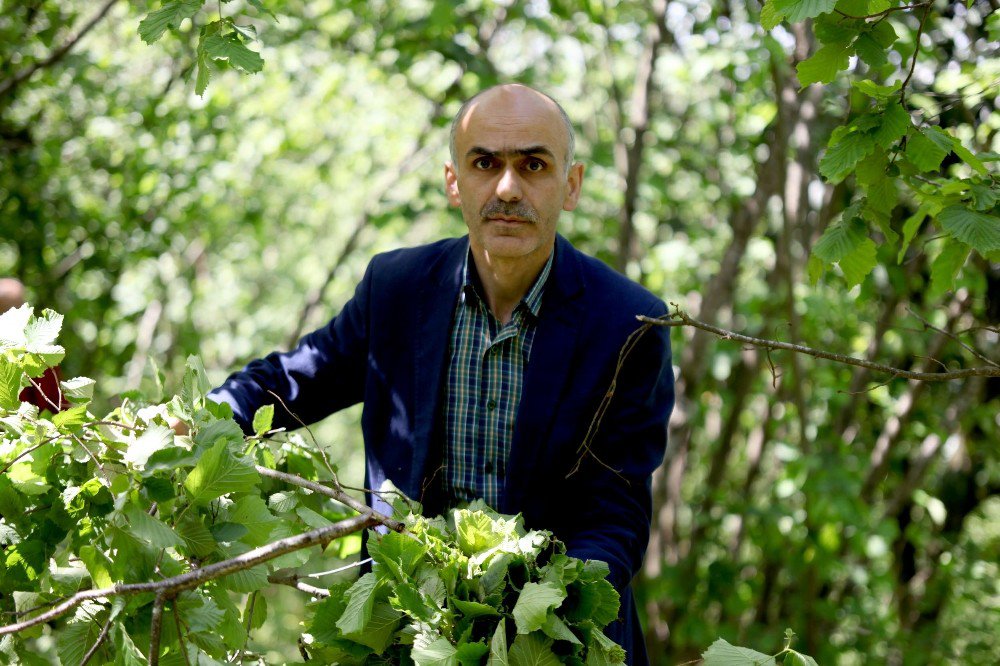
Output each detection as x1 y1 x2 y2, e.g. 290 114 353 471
442 247 554 508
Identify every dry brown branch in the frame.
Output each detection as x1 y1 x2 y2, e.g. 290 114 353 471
0 511 379 637
149 591 167 666
641 307 1000 381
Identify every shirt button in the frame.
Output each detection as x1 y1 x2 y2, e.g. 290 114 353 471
487 399 496 411
485 461 494 474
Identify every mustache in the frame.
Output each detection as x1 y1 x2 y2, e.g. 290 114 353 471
479 199 538 223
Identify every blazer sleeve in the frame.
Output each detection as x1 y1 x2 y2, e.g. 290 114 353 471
208 258 375 434
560 302 674 591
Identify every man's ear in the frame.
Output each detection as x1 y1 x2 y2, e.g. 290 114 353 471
562 162 585 212
444 162 461 207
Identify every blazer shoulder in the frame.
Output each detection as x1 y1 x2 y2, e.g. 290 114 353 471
369 237 464 275
571 247 667 319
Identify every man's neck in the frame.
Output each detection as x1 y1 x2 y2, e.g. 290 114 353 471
470 246 552 325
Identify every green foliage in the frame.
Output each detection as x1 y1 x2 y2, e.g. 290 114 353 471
0 307 359 663
308 501 625 664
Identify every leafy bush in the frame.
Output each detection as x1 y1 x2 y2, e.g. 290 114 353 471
307 501 625 665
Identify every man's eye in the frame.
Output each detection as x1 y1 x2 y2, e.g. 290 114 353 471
525 160 545 172
473 157 493 169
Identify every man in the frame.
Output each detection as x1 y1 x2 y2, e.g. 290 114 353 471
1 277 67 413
208 84 674 663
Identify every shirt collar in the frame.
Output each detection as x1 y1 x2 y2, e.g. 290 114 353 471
461 243 554 320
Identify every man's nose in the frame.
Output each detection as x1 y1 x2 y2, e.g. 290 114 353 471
495 166 522 201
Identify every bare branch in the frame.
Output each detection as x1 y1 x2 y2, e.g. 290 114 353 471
79 610 114 665
149 591 167 666
906 306 1000 368
254 465 406 533
0 511 379 636
0 0 120 101
900 4 933 108
267 572 332 598
642 307 1000 381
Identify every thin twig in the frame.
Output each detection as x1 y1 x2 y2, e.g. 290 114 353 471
25 375 61 413
305 557 373 579
907 307 999 368
900 4 932 108
265 389 337 478
641 306 1000 381
78 611 114 665
0 433 66 475
0 511 380 636
566 322 655 480
174 597 192 666
835 2 929 21
254 465 406 533
0 0 120 100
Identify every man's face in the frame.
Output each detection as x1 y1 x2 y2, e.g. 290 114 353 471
445 87 583 265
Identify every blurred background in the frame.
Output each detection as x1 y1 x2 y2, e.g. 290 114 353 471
1 0 998 663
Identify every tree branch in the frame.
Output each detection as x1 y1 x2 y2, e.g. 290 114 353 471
640 307 1000 381
254 465 406 533
0 0 120 101
0 511 379 637
79 610 114 665
149 591 167 666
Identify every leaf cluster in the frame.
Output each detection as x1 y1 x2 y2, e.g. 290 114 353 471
0 306 360 663
307 500 626 665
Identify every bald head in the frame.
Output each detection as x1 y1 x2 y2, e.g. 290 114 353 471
0 278 26 313
449 84 576 174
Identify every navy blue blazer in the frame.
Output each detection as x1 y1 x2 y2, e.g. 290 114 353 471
211 234 675 664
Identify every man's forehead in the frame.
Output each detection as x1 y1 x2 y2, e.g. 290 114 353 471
455 93 567 151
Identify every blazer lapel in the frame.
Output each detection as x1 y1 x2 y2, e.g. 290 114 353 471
411 238 467 497
502 236 585 513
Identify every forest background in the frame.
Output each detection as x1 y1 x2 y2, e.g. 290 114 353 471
1 0 998 663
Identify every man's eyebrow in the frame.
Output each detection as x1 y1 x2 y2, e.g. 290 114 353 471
466 145 556 159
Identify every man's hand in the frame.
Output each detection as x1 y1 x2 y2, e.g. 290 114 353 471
169 417 189 436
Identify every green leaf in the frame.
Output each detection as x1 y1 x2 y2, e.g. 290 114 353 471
760 1 783 30
23 309 62 351
247 0 277 19
905 129 950 172
52 405 87 428
346 602 401 653
220 564 269 592
177 515 217 557
839 236 878 288
195 47 212 96
488 619 509 666
122 505 182 548
413 634 459 666
202 31 264 73
252 404 274 435
898 206 929 262
336 572 379 635
114 625 147 666
512 582 566 634
457 641 491 665
227 495 277 545
59 376 94 403
873 103 910 149
820 132 875 183
797 43 851 87
125 424 174 468
929 242 971 299
938 205 1000 253
138 0 203 44
852 79 901 101
183 439 260 505
453 597 501 619
773 0 838 22
57 617 104 666
567 580 619 628
507 633 561 666
813 216 867 263
950 138 988 175
807 254 825 285
785 651 820 666
853 33 886 67
541 614 581 645
78 545 114 588
869 19 898 47
0 356 21 410
701 638 777 666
